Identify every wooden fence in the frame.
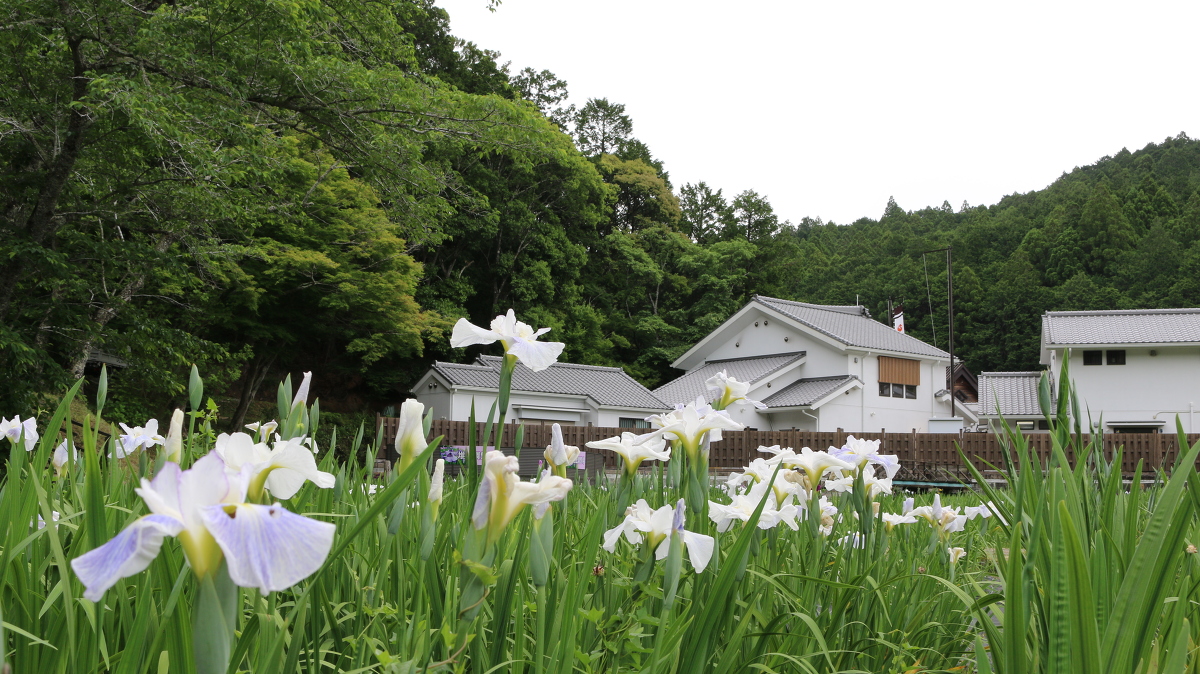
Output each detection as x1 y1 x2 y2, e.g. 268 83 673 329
375 417 1200 480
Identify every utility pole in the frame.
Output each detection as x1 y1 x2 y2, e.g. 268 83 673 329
923 247 955 421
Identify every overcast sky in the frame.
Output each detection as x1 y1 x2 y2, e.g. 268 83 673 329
438 0 1200 225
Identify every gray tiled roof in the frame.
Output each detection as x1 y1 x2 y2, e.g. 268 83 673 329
653 353 805 406
431 356 667 410
754 296 949 359
977 372 1045 417
760 375 861 408
1043 308 1200 345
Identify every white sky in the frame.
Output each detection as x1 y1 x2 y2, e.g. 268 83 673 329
438 0 1200 225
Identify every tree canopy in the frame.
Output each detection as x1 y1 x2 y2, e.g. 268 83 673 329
4 0 1200 418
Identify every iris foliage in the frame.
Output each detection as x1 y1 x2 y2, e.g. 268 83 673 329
2 358 1200 673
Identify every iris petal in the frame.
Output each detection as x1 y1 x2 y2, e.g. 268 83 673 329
264 444 335 499
472 476 492 530
200 503 334 595
71 514 184 601
181 453 241 530
601 523 626 552
137 462 184 522
506 337 565 372
450 319 502 347
681 531 715 572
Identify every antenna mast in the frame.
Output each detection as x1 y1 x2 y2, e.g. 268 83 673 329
923 247 955 421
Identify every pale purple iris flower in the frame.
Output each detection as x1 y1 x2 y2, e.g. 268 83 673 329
115 419 165 458
71 452 335 601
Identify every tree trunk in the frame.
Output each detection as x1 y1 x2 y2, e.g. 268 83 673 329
0 36 92 322
228 353 277 432
69 233 181 378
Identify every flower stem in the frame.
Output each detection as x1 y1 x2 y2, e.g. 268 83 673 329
534 585 547 674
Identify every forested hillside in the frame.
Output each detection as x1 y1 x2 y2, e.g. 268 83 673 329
3 0 1199 420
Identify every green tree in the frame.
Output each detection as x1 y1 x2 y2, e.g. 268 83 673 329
1123 174 1179 233
1168 191 1200 246
727 190 782 243
195 137 437 428
511 67 575 130
573 98 634 156
0 0 569 410
679 182 732 243
1077 182 1137 276
595 155 681 232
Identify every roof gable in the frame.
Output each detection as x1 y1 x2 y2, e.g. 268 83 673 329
753 296 949 359
654 353 805 406
430 356 667 410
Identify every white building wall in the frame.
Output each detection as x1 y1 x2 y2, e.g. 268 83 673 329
759 409 820 432
701 308 804 362
823 352 953 433
451 391 497 422
704 329 954 432
419 389 454 421
1049 346 1200 432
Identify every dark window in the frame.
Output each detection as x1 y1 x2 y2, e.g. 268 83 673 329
1083 350 1102 366
1111 425 1158 434
618 417 651 429
880 382 916 399
1037 420 1051 430
1106 350 1126 365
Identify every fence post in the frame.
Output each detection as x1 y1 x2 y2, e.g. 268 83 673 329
1155 430 1163 472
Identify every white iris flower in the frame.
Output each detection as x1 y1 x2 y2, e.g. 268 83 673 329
1 416 39 451
586 432 671 476
709 480 800 533
798 495 840 536
164 409 185 463
602 499 715 573
429 459 445 505
450 309 565 372
292 372 312 409
214 432 335 501
779 447 855 490
832 435 901 479
881 512 918 531
705 370 767 410
948 546 967 564
71 452 335 601
544 423 580 476
724 457 804 504
393 398 428 472
909 494 968 537
824 472 894 498
642 397 744 460
245 420 280 438
53 439 78 475
472 451 572 545
964 503 994 520
838 532 866 548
